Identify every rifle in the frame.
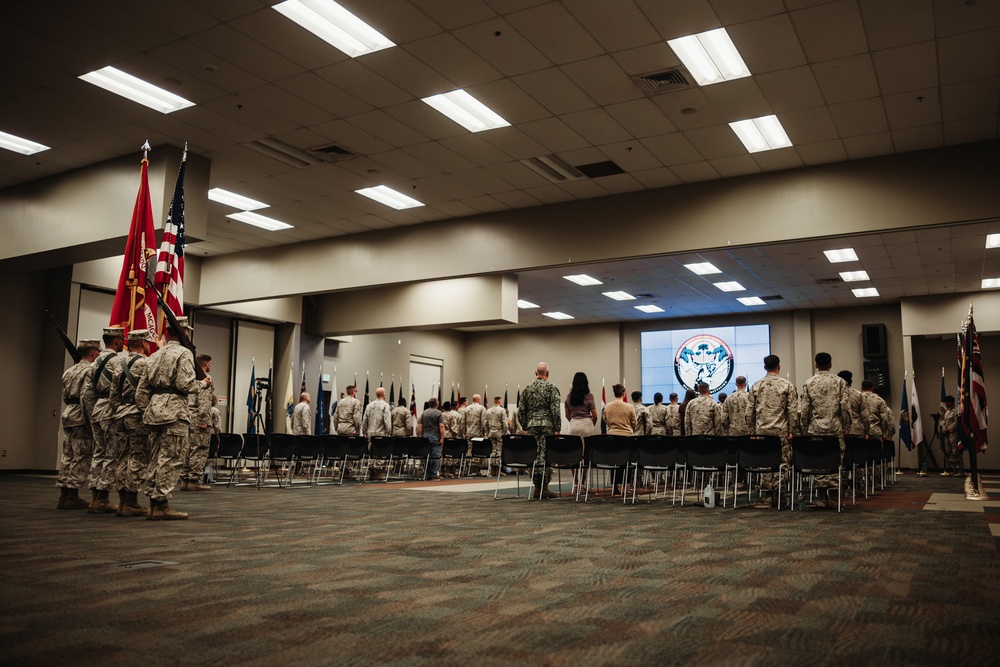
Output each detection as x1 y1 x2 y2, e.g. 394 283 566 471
145 277 207 381
46 309 82 363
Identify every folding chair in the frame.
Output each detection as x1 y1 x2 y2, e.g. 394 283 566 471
466 438 493 477
790 435 843 512
402 437 433 480
631 435 681 503
495 434 538 500
882 438 895 487
238 433 270 488
264 433 299 488
682 435 730 507
734 435 783 509
216 433 243 486
583 435 632 504
843 436 866 505
544 434 585 501
293 435 325 484
205 433 220 483
364 436 395 482
343 436 369 481
316 435 350 485
441 437 468 478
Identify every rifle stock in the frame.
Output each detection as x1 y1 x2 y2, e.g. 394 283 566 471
145 277 207 381
46 310 82 364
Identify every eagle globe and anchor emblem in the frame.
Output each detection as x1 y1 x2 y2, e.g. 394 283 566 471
674 334 734 394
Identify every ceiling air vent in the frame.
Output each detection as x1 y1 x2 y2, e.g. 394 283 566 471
312 143 355 162
520 155 585 183
247 137 324 168
816 277 841 285
576 160 625 179
760 295 784 301
637 68 693 95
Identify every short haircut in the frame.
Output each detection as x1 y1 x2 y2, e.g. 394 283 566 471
196 354 211 366
77 343 99 356
398 397 407 407
631 390 642 402
861 380 874 391
815 352 832 369
428 397 438 408
669 393 678 401
697 382 709 393
837 370 853 385
735 376 746 386
102 332 121 345
346 384 356 394
763 354 780 371
442 401 451 410
944 395 955 404
494 396 502 403
612 383 626 398
653 392 663 403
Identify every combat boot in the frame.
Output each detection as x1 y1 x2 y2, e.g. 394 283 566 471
180 480 190 491
540 486 559 499
124 491 148 516
63 488 88 509
115 490 128 516
88 489 118 514
530 483 542 499
57 487 68 509
147 499 189 521
87 488 99 512
186 480 211 491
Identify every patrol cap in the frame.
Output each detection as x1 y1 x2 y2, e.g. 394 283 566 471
175 316 194 331
78 339 101 350
127 330 149 343
103 326 125 338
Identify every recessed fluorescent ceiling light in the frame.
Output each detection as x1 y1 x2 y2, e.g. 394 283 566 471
635 304 664 313
517 300 539 309
684 262 722 275
421 89 510 133
729 115 792 153
355 185 424 210
713 281 745 292
986 234 1000 249
79 66 194 114
0 130 49 155
273 0 395 57
542 312 574 320
226 211 293 231
982 278 1000 289
208 188 269 211
852 287 879 298
737 296 766 306
667 28 750 86
563 274 603 286
823 248 859 263
839 270 870 282
603 291 636 301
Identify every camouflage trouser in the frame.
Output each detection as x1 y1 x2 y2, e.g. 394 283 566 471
529 427 552 484
946 439 964 473
87 419 121 491
759 435 791 492
488 432 503 472
181 426 212 482
56 426 93 489
145 422 187 501
810 436 845 489
113 414 150 493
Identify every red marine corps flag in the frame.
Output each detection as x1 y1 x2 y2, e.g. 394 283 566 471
109 142 158 345
153 145 187 326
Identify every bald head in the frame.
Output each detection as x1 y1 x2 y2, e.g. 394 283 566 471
535 362 549 378
299 392 310 403
375 387 385 400
472 393 481 404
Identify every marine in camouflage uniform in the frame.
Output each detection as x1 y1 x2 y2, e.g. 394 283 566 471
56 339 101 510
664 396 681 437
390 399 413 437
684 384 723 436
362 388 392 437
441 403 460 439
84 327 126 513
463 396 487 440
107 331 153 516
838 371 864 437
484 397 508 474
631 392 650 436
799 353 849 494
647 394 669 436
135 317 210 520
941 397 963 475
517 362 562 496
181 354 215 491
722 377 751 437
291 393 312 435
333 385 362 435
747 355 799 496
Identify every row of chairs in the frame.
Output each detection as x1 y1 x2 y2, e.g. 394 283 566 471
495 434 897 512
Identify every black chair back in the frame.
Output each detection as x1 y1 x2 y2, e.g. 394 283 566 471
791 435 841 473
295 435 324 461
218 433 243 460
501 434 538 467
469 438 493 458
406 438 433 459
633 435 679 469
736 435 782 472
684 435 729 471
843 436 866 469
241 433 269 461
584 435 631 468
545 434 584 467
320 435 349 462
268 433 298 461
208 433 220 459
344 436 369 461
369 435 395 460
442 438 468 458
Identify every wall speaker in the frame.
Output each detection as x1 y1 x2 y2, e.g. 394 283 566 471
862 323 887 359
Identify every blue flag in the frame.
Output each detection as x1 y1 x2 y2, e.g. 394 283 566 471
315 371 325 435
246 362 256 435
899 378 912 451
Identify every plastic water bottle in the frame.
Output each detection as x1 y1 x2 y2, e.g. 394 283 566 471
703 482 715 508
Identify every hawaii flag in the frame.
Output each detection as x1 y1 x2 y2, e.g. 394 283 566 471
109 153 158 344
153 152 186 326
910 377 925 451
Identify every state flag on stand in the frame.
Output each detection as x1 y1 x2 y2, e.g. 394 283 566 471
899 378 912 451
910 377 925 451
285 362 295 433
153 152 186 331
109 153 158 345
246 361 256 435
410 382 418 436
959 309 988 452
316 369 326 436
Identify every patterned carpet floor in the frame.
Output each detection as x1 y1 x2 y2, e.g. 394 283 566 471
1 472 998 666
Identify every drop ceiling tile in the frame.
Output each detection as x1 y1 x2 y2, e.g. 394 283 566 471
941 78 1000 122
938 28 1000 85
477 126 549 159
274 72 372 119
338 0 443 42
708 154 762 178
728 13 808 75
629 167 683 189
598 141 663 171
669 160 721 183
812 54 880 104
934 0 1000 38
201 94 299 136
237 83 331 127
383 100 470 140
557 178 609 199
563 0 662 52
409 0 496 29
360 48 456 98
596 173 645 194
461 195 510 213
873 41 938 96
438 133 517 165
519 117 591 153
605 99 677 138
790 0 869 63
310 119 394 155
315 60 412 108
561 56 646 106
511 67 596 115
751 147 804 171
944 116 999 146
829 98 889 138
231 8 347 72
523 183 577 204
634 0 720 41
346 110 429 148
467 78 552 124
652 88 725 130
611 42 680 77
682 125 745 160
796 139 848 165
779 107 839 143
188 23 303 82
560 108 633 144
452 167 517 194
401 142 478 173
452 18 553 76
858 0 934 51
506 2 605 65
483 161 551 189
883 87 941 131
404 32 505 88
701 78 772 121
431 200 482 217
148 38 264 95
640 132 705 166
755 66 825 113
492 189 544 208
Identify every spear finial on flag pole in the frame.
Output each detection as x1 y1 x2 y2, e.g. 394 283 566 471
141 140 150 159
182 141 188 161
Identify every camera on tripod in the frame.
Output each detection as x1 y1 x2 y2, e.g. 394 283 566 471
255 378 270 390
930 412 940 423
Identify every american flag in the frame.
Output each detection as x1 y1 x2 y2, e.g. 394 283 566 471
959 307 988 452
153 154 186 323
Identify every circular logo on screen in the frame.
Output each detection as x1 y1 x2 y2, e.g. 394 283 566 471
674 334 734 394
